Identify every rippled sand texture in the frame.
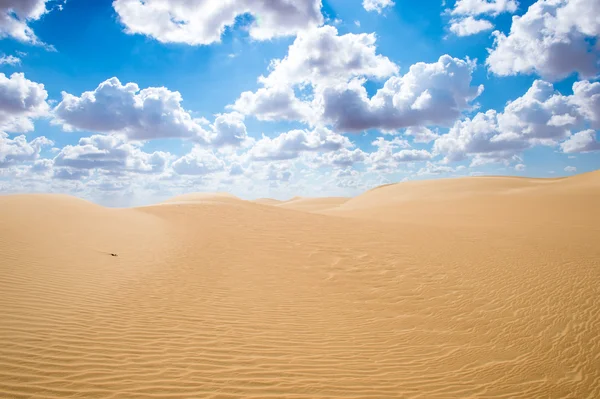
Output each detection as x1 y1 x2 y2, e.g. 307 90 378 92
1 172 599 398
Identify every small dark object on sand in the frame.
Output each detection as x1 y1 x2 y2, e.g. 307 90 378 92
110 253 118 257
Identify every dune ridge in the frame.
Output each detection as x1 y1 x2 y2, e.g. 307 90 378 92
1 172 599 398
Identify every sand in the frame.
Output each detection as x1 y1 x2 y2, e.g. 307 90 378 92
1 172 599 398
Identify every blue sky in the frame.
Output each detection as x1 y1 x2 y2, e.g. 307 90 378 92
0 0 598 206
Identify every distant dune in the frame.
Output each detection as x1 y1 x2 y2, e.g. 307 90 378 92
160 192 241 205
1 172 599 398
274 196 350 212
322 172 600 227
252 198 284 205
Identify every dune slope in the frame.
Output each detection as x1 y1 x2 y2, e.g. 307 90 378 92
1 174 599 398
323 172 600 228
275 196 350 212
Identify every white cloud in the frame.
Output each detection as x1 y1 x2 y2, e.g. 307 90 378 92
405 126 439 143
434 79 599 165
54 135 171 175
572 80 600 128
233 25 398 124
499 80 582 141
0 72 49 133
449 16 493 36
417 161 462 175
29 158 53 174
233 86 316 123
393 149 433 162
0 132 52 168
248 127 351 161
53 77 211 142
320 55 483 132
113 0 324 45
53 77 251 146
560 130 600 153
564 165 577 173
363 0 395 14
487 0 600 80
229 163 245 176
210 112 249 147
0 55 21 65
366 137 430 172
235 37 481 136
263 162 292 183
450 0 518 16
53 167 91 180
0 0 53 44
258 26 398 88
515 163 525 171
316 147 367 168
171 148 224 176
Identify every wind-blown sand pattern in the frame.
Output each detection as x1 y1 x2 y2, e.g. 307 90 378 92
1 172 599 398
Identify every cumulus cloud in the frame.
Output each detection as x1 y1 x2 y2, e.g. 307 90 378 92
363 0 395 13
318 148 366 168
0 0 55 44
233 86 316 123
171 148 225 176
113 0 324 45
233 25 397 123
450 0 518 16
487 0 600 80
0 132 53 168
449 16 493 36
560 130 600 153
265 162 292 183
393 149 433 162
446 0 517 37
417 161 463 176
365 137 431 171
229 163 245 176
0 72 49 133
53 167 91 180
248 127 351 161
53 77 251 147
234 41 483 140
434 79 600 164
54 135 171 175
29 158 53 174
515 163 525 171
320 55 483 132
571 80 600 128
258 25 398 88
209 112 249 147
53 77 211 141
405 126 439 143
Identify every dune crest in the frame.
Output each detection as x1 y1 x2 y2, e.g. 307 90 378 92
159 192 241 205
1 172 599 398
275 196 350 212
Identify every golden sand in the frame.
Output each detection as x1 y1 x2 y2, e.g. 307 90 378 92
1 172 599 398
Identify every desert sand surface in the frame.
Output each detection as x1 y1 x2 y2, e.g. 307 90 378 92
274 196 350 213
1 172 599 398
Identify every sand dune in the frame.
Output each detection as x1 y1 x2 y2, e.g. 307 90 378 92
274 196 350 212
252 198 284 206
160 192 241 205
322 173 600 228
1 173 599 398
